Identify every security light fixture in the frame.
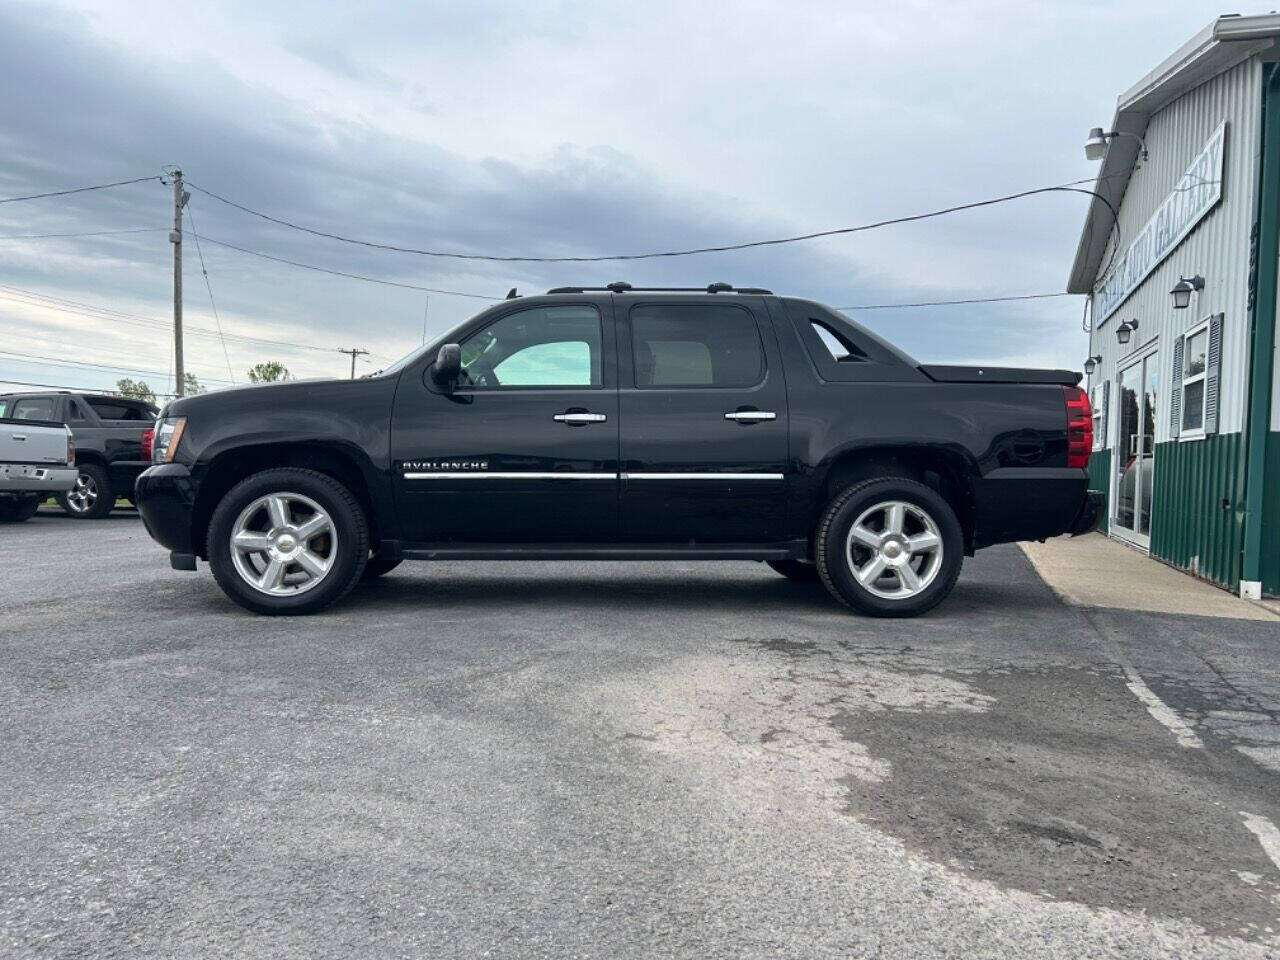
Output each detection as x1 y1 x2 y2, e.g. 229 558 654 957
1116 320 1139 345
1170 274 1205 310
1084 127 1149 162
1084 355 1102 375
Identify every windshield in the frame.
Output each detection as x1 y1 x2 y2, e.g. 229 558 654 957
372 303 501 378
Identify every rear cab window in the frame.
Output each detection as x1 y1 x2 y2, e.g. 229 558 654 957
784 299 921 383
11 397 56 421
85 397 157 422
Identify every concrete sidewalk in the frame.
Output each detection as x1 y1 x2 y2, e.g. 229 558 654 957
1020 533 1280 621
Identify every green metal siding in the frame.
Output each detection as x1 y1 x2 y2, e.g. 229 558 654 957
1149 433 1247 590
1087 449 1110 535
1261 432 1280 595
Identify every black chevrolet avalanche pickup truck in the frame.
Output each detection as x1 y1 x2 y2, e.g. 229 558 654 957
136 284 1100 617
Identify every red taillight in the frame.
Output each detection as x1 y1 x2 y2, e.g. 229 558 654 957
67 433 75 467
1064 385 1092 469
140 427 154 462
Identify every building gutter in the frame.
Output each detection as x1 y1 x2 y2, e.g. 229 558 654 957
1241 61 1280 599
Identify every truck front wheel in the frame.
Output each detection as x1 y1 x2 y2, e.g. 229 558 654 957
815 477 963 618
207 468 369 616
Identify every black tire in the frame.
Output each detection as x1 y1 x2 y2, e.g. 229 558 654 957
361 553 403 580
815 477 963 618
56 463 114 519
207 468 369 616
0 495 42 522
766 559 820 583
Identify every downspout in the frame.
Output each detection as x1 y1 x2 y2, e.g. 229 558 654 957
1241 60 1280 598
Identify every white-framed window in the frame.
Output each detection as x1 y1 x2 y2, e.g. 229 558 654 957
1171 314 1222 442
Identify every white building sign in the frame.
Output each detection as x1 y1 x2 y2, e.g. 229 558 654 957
1094 121 1227 323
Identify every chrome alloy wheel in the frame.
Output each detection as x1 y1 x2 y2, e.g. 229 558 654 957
229 492 337 596
844 499 944 600
65 472 99 513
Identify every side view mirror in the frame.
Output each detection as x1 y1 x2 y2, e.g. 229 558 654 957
432 343 462 385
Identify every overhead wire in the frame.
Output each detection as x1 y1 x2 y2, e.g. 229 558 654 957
0 349 234 384
0 176 161 204
191 232 499 299
0 377 178 397
185 203 236 382
0 227 167 240
185 176 1120 264
838 292 1074 310
0 282 372 357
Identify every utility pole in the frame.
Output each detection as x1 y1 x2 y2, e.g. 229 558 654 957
169 169 189 396
339 347 369 379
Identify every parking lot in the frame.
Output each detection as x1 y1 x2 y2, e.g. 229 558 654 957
3 510 1280 958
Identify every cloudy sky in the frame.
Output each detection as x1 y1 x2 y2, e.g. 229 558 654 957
0 0 1232 395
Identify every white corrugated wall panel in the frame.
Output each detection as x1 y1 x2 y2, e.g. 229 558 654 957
1086 57 1261 443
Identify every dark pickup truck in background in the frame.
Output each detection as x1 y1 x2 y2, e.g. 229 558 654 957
0 391 158 519
136 284 1099 616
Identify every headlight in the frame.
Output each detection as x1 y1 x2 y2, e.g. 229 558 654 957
152 417 187 463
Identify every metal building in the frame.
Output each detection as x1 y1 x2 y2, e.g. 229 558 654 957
1069 13 1280 599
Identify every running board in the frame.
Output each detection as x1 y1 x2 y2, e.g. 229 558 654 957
399 541 808 562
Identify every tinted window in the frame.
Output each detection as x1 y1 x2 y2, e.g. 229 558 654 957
0 399 7 418
12 398 55 420
631 304 764 388
68 400 88 422
460 305 602 389
85 397 155 421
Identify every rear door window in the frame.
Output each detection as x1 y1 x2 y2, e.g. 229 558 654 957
630 303 765 388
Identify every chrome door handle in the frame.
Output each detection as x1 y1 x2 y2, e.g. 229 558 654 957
553 412 607 424
723 411 776 422
11 434 26 441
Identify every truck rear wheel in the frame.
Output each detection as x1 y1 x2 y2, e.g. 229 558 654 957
57 464 114 519
815 477 963 618
207 468 369 616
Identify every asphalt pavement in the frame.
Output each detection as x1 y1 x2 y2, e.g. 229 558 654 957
2 509 1280 958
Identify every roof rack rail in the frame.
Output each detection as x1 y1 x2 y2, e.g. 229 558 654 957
545 281 773 295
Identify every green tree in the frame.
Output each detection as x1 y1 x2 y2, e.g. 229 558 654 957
115 378 156 405
184 372 207 396
247 361 292 384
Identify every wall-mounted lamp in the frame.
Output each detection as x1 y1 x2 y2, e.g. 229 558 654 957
1084 127 1150 162
1083 355 1103 375
1170 274 1205 310
1116 319 1139 345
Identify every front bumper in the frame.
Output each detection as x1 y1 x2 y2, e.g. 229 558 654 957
135 463 197 565
1068 490 1104 537
0 463 77 494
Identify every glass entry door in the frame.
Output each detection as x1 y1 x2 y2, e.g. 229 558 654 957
1113 351 1158 545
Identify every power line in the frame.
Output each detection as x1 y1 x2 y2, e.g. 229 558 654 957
0 282 371 357
0 376 178 397
838 292 1075 311
0 349 234 384
191 232 499 299
0 176 161 204
185 204 236 383
0 227 166 240
186 176 1118 263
